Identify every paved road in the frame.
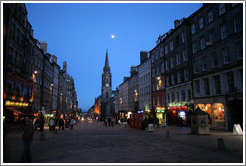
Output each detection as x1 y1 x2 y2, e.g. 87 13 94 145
3 120 244 164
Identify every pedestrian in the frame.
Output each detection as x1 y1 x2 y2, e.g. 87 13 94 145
19 116 34 163
156 118 160 128
49 118 55 131
39 115 45 132
70 118 75 130
59 118 64 130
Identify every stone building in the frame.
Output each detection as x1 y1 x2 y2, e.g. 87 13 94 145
128 66 139 114
190 3 243 130
101 49 114 120
163 18 192 126
151 36 166 124
118 77 129 121
3 3 35 124
138 51 152 114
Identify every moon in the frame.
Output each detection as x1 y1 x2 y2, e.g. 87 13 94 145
111 35 115 39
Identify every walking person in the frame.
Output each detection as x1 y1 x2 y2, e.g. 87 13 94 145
19 116 34 163
59 118 64 130
49 118 55 131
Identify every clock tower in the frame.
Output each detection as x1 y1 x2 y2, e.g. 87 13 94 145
101 49 112 102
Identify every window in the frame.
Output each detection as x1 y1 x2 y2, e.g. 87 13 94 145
219 3 226 15
220 24 227 40
208 10 214 23
160 49 164 57
176 53 181 65
200 38 206 50
176 35 180 47
183 49 188 62
199 17 204 29
171 57 175 68
166 60 170 70
236 41 243 60
213 75 221 94
170 41 174 51
165 45 168 54
188 89 191 101
201 57 207 71
161 62 164 73
171 92 175 102
194 61 198 74
171 74 175 85
166 76 170 86
181 90 185 101
211 52 218 68
184 69 189 81
177 71 181 83
222 47 230 64
157 96 160 106
152 68 155 77
176 92 180 102
152 54 155 63
182 31 187 43
232 3 238 7
156 66 160 75
162 95 165 106
234 16 242 33
191 23 196 35
203 78 210 95
209 31 215 45
195 80 200 93
192 42 197 54
156 51 159 61
227 72 235 92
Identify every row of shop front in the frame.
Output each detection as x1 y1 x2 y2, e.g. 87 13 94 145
117 96 242 131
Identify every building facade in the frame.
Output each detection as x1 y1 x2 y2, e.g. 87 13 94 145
190 3 243 130
151 38 166 124
164 18 192 126
128 66 139 114
138 51 152 114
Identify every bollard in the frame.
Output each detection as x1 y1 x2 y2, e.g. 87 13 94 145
218 138 226 150
40 132 46 140
166 130 170 138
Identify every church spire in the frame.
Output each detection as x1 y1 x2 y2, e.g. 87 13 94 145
104 49 110 71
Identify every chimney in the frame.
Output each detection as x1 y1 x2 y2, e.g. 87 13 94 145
174 20 181 29
40 41 47 53
51 55 57 63
140 51 148 64
130 66 137 76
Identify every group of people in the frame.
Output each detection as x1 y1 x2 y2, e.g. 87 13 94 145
103 118 115 127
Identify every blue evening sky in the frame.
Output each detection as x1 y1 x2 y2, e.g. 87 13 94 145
25 2 202 111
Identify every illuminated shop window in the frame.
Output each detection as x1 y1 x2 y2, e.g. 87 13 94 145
212 103 225 127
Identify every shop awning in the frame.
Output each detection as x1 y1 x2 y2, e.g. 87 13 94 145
5 107 25 115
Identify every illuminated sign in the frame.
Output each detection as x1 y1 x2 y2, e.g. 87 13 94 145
5 100 29 107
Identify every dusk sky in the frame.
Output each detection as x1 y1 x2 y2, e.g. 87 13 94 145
25 2 202 111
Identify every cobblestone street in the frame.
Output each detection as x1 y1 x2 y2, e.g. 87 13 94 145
3 120 244 164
